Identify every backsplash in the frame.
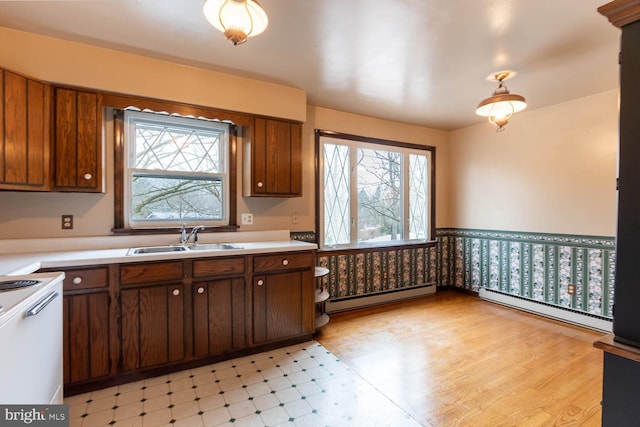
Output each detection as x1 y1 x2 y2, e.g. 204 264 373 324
437 228 615 319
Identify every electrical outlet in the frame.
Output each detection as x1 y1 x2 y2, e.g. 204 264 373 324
241 213 253 225
62 215 74 230
568 283 576 295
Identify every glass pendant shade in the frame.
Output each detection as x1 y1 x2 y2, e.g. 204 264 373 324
475 71 527 131
203 0 268 45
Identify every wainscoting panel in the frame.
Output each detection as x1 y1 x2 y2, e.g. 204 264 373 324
437 229 615 320
316 245 438 310
294 229 615 322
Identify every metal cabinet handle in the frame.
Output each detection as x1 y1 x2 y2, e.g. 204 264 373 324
197 287 205 294
83 173 92 180
282 259 289 266
257 279 264 286
72 277 83 285
172 289 180 296
27 291 59 317
257 181 263 188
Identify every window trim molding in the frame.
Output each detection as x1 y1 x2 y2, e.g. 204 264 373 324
314 129 436 249
112 107 239 235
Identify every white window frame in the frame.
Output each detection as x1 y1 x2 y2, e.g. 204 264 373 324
123 110 231 229
317 130 434 250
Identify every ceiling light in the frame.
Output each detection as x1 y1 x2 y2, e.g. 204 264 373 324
202 0 268 46
476 71 527 132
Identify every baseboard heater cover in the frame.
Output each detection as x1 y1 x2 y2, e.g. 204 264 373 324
326 284 436 313
479 288 613 332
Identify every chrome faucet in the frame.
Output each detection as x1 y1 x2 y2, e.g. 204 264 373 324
180 224 206 245
180 223 188 245
188 225 206 245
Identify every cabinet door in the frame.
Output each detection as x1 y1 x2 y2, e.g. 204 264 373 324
0 70 50 190
250 118 302 197
252 270 314 344
53 87 102 192
63 291 111 384
192 278 246 357
121 284 186 371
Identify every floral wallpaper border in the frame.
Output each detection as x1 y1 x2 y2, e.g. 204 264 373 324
316 245 438 301
295 229 615 319
437 228 615 319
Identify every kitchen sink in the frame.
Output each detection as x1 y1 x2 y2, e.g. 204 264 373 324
126 243 242 255
126 245 190 255
189 243 242 251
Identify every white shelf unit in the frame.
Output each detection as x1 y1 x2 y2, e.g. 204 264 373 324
314 266 330 330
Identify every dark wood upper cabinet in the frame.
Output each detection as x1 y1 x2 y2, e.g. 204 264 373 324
0 69 51 191
53 87 103 192
244 117 302 197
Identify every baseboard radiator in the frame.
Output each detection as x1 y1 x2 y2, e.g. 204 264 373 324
325 284 436 313
479 288 612 332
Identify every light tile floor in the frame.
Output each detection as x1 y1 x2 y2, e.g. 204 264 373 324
65 341 420 427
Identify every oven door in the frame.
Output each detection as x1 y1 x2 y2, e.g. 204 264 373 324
0 279 63 404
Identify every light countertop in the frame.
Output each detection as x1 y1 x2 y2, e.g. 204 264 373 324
0 231 317 276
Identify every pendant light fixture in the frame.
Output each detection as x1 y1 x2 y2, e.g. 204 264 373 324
203 0 268 46
476 71 527 132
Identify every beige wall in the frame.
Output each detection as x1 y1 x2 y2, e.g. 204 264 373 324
0 27 306 122
0 26 618 240
0 27 450 239
448 89 619 236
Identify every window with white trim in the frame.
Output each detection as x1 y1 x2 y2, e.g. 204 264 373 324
123 110 231 228
317 130 435 249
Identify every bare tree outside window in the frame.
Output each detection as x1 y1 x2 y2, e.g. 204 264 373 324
124 111 230 228
357 148 402 242
318 131 433 249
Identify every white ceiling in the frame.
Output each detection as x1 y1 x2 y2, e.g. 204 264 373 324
0 0 621 131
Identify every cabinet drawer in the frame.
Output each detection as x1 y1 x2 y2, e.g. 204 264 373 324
63 267 108 291
120 261 184 286
193 257 245 278
253 252 313 273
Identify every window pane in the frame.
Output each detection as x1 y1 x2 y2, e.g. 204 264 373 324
131 175 223 222
409 154 428 239
323 144 350 246
133 121 223 173
357 148 402 243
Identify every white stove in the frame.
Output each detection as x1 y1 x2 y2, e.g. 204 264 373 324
0 272 65 404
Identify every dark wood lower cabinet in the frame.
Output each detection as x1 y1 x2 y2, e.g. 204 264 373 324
253 270 314 344
120 283 186 371
46 251 315 395
192 279 246 357
63 291 111 384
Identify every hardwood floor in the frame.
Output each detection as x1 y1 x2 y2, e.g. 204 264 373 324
315 289 605 427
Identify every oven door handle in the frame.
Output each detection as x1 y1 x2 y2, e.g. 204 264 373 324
26 291 59 317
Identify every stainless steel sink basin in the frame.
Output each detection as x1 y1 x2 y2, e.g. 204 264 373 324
189 243 242 251
126 245 190 255
126 243 242 255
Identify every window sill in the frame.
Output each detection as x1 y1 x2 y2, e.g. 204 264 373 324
318 240 437 255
